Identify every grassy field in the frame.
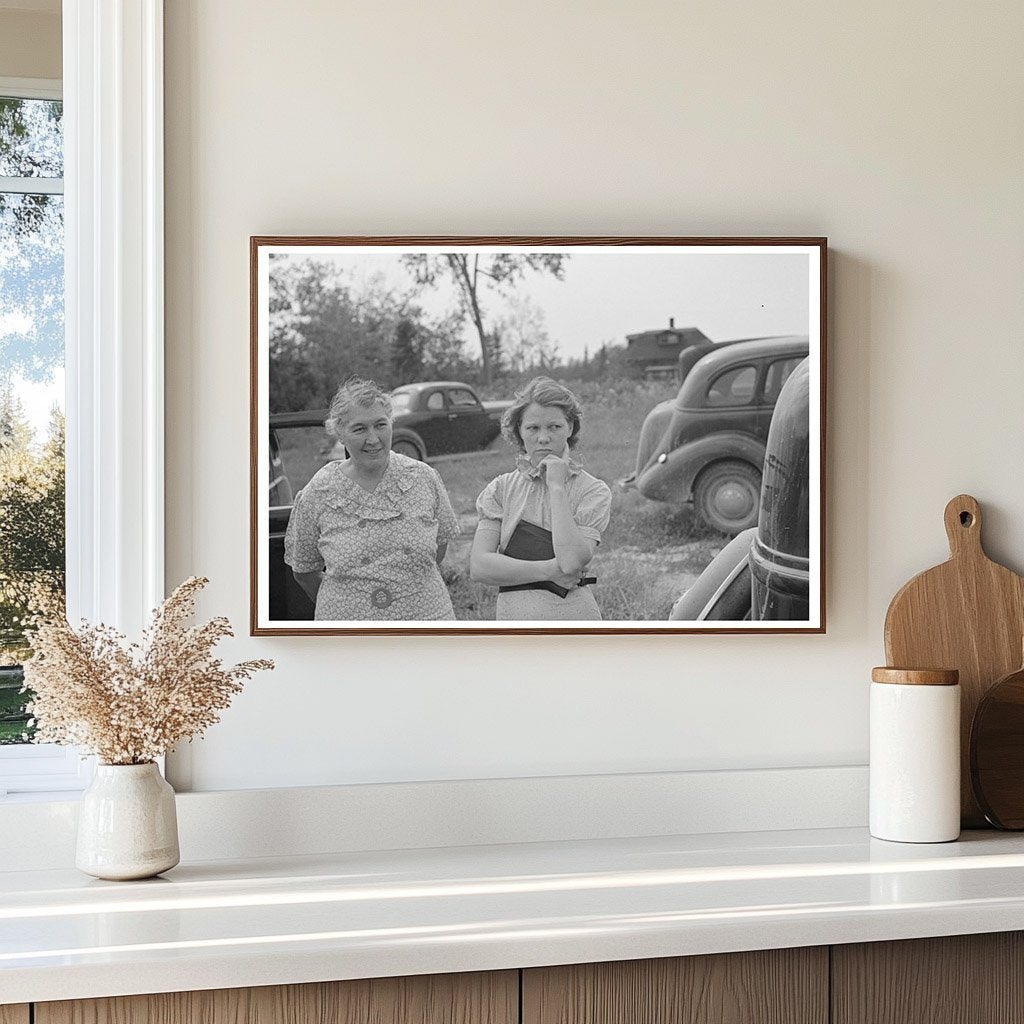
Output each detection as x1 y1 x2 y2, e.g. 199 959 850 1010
276 382 728 621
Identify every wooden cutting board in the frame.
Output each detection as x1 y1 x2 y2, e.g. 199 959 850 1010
884 494 1024 827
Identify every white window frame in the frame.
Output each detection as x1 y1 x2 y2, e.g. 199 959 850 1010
0 0 164 797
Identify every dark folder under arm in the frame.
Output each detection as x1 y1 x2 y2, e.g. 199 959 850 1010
498 520 570 598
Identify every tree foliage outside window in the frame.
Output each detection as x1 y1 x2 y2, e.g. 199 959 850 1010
0 95 65 744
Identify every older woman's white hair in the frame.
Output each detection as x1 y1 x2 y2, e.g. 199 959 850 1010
324 376 393 438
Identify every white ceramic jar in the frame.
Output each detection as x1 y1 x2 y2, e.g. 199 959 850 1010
76 762 180 880
870 667 961 843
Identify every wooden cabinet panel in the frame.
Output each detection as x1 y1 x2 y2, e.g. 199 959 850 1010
0 1006 30 1024
832 932 1024 1024
522 948 828 1024
35 970 517 1024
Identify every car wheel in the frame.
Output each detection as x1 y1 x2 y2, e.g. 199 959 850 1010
391 434 426 460
694 460 761 535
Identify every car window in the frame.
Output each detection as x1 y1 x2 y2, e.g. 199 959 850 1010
390 392 412 412
706 365 757 407
763 357 803 403
425 391 445 411
447 388 479 408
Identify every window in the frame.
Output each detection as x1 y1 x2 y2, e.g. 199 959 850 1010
0 88 64 751
446 388 479 408
1 2 166 797
706 365 757 407
764 357 804 404
426 391 444 411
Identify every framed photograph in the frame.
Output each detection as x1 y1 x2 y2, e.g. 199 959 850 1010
250 237 826 635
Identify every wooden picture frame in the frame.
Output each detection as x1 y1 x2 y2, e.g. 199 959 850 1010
251 237 826 635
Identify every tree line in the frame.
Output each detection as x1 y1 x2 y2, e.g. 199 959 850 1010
269 254 635 412
0 392 64 668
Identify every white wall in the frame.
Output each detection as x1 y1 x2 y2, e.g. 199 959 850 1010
164 0 1024 792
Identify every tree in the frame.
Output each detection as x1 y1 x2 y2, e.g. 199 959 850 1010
268 257 419 410
417 311 475 381
0 397 65 664
402 253 568 386
497 294 560 375
390 317 423 382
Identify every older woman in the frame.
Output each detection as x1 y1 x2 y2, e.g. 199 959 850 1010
470 377 611 621
284 377 459 621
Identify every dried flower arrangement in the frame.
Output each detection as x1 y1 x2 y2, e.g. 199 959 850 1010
22 577 273 765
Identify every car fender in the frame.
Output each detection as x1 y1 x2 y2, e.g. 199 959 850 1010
670 528 756 621
637 431 766 504
633 399 677 478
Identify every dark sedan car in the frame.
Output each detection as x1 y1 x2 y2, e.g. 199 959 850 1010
387 381 509 460
632 335 809 534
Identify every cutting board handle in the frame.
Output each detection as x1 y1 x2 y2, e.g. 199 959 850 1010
944 494 983 559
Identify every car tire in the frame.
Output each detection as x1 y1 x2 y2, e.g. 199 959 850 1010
694 460 762 535
391 432 426 461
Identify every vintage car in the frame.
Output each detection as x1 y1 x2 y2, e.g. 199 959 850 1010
632 335 809 534
387 381 510 460
268 411 320 620
670 357 811 621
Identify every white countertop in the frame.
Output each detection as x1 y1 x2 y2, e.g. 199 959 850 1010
4 826 1024 1005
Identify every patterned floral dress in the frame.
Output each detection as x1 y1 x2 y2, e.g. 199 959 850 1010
475 456 612 621
284 452 459 621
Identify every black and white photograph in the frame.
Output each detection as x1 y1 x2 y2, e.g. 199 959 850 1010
251 238 825 634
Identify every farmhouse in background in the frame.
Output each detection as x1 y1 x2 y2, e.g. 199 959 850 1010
624 319 712 380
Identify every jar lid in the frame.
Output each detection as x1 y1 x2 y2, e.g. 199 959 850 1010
871 667 959 686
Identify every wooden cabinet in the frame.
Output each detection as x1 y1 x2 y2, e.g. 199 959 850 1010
13 933 1024 1024
34 972 517 1024
522 948 828 1024
832 932 1024 1024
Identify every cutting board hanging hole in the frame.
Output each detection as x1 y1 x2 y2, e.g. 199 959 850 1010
944 494 982 555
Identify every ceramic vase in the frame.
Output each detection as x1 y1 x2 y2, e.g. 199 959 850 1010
76 762 180 880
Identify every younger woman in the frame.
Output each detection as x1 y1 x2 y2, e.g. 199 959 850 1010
470 377 611 621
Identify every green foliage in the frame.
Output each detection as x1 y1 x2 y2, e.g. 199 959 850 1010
0 395 65 665
0 97 62 180
0 396 64 742
0 664 31 744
